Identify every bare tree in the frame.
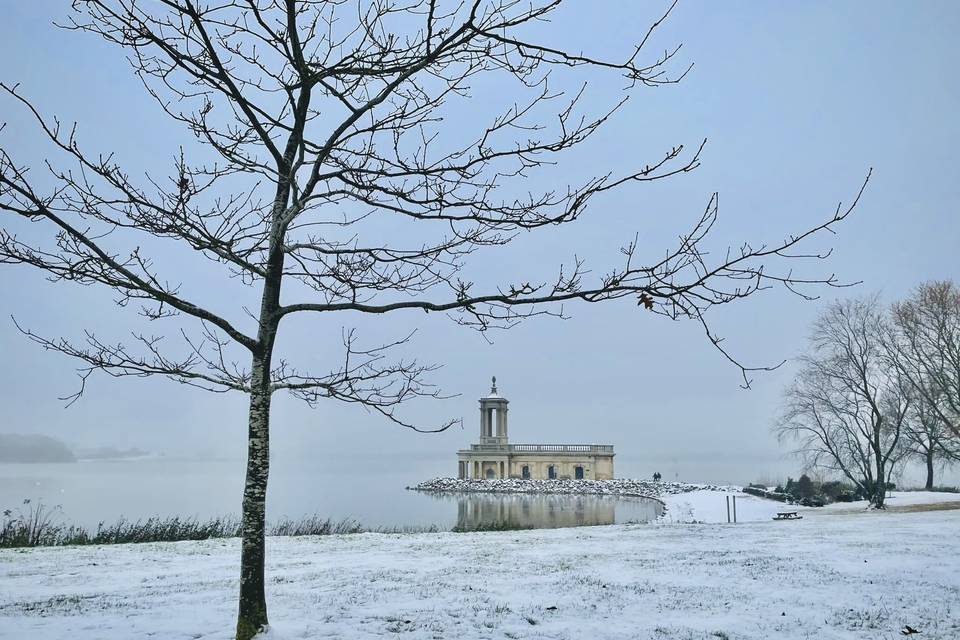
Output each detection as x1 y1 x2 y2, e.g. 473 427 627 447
889 281 960 440
899 383 958 490
1 2 868 637
885 281 960 488
776 296 907 507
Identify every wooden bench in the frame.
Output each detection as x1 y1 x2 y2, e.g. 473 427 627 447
773 511 802 520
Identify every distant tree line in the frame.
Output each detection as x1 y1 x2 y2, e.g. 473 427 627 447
0 434 76 463
0 433 150 463
776 281 960 507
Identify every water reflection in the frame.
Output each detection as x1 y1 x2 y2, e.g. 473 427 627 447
427 492 662 530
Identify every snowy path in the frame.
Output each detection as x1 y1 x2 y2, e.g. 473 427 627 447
2 508 958 639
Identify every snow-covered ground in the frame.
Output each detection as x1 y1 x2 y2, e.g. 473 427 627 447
659 489 787 523
660 489 960 523
1 492 958 639
842 490 960 509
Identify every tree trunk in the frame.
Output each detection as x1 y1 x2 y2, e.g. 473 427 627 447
873 449 886 508
872 472 886 508
925 448 935 490
236 361 272 640
869 417 887 509
234 151 289 638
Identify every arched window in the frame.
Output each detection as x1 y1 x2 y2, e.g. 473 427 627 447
575 466 584 480
521 465 530 479
485 467 495 480
548 465 557 480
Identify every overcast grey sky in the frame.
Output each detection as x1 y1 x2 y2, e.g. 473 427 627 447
1 1 958 485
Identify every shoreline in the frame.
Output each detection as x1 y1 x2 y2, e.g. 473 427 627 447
410 477 742 504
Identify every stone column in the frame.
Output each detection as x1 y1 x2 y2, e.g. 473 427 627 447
480 406 488 438
500 407 508 439
499 460 504 478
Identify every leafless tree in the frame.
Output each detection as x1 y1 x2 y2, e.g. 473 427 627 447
1 1 868 637
888 281 960 440
899 383 958 490
883 281 960 489
776 296 907 507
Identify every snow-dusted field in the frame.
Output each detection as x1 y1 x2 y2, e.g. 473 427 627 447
1 495 958 639
659 489 960 523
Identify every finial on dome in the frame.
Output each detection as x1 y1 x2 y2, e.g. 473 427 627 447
491 376 497 394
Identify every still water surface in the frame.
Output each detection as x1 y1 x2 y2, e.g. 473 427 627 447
0 457 661 530
434 491 661 530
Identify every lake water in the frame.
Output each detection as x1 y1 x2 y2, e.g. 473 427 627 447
0 458 662 531
5 454 949 531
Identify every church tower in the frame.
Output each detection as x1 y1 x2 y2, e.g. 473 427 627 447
478 376 509 447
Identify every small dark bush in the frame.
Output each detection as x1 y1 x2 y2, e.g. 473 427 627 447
784 477 803 498
742 486 790 503
820 480 854 500
797 474 815 500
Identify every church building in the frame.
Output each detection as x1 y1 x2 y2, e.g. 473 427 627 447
457 378 615 480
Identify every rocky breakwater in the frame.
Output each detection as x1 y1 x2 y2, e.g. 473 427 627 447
411 477 738 503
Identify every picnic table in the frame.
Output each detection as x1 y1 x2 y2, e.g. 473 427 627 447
773 511 803 521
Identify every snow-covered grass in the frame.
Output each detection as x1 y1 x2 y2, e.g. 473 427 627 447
659 489 787 523
2 496 958 639
660 489 960 523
